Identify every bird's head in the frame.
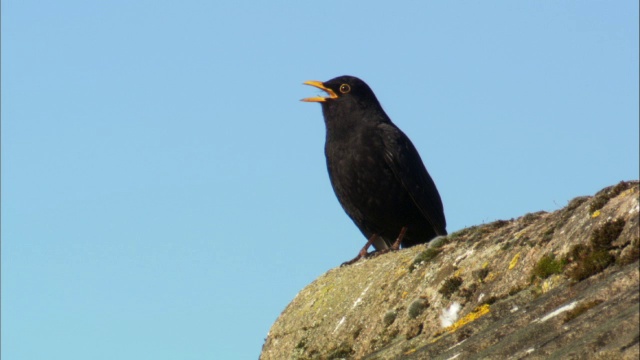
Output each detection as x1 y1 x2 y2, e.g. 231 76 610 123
301 75 381 109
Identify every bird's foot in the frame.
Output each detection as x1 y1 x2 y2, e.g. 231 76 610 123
341 254 365 266
344 248 388 264
341 234 377 266
366 248 391 258
341 228 410 266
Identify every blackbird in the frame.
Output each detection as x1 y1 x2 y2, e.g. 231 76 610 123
302 75 447 262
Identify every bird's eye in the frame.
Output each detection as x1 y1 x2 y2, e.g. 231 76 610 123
339 84 351 94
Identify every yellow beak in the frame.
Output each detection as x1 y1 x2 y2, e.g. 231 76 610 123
301 80 338 102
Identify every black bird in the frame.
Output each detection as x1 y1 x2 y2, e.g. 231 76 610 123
302 75 447 263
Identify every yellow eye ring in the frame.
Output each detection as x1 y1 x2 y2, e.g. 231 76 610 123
339 84 351 94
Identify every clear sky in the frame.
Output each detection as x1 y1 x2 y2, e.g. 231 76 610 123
2 1 638 359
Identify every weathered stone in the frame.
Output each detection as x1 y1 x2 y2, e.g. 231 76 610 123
261 181 639 360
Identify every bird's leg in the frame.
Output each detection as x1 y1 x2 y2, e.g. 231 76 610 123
390 226 408 250
341 234 378 266
369 226 408 258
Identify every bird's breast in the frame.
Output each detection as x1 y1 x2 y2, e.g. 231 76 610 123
324 133 411 222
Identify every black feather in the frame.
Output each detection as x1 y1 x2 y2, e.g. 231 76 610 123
305 75 447 250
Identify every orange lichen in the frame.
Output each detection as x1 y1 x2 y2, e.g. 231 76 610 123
444 304 491 332
509 253 521 270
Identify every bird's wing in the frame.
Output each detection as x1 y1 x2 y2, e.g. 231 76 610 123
380 124 447 235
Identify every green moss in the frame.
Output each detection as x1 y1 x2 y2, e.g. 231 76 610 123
566 196 590 212
568 249 615 282
564 299 604 323
439 276 463 298
618 237 640 265
521 212 545 225
487 219 510 230
409 247 441 272
501 241 514 251
465 220 511 242
473 267 490 282
540 227 556 244
532 254 565 279
383 310 397 327
449 226 477 240
589 197 609 214
589 181 630 213
327 343 353 359
407 299 429 319
565 243 589 262
563 220 626 282
590 250 616 269
590 219 626 250
429 235 450 248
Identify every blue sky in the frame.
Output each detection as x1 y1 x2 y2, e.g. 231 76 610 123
2 1 638 359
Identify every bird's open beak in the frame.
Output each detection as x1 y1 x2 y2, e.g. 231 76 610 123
301 80 338 102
